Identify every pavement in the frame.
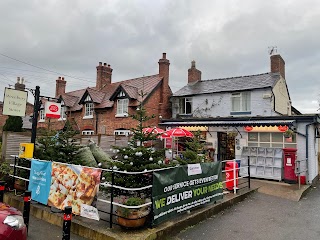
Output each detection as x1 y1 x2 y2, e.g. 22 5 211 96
3 179 312 240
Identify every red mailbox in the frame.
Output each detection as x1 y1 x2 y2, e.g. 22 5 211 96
283 148 298 183
225 161 239 191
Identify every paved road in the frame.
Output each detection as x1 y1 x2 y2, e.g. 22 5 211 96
175 182 320 240
27 215 88 240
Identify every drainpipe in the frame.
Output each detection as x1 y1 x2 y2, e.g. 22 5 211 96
305 115 318 184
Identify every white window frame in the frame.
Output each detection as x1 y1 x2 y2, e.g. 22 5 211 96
82 130 94 135
114 129 131 136
116 98 129 117
39 109 45 122
179 97 192 114
231 92 251 112
59 101 67 120
247 132 297 148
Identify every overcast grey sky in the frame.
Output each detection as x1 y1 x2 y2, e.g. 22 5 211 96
0 0 319 113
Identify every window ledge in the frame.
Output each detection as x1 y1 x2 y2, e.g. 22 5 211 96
230 111 251 115
83 115 93 119
115 114 128 118
58 118 66 121
38 120 45 123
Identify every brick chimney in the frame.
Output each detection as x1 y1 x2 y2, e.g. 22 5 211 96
270 54 285 79
158 53 170 89
158 52 171 119
96 62 113 90
15 77 25 91
55 76 66 97
188 60 202 83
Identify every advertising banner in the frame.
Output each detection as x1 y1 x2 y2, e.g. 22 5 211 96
152 162 223 225
48 162 102 215
28 160 52 204
2 88 28 116
28 160 101 216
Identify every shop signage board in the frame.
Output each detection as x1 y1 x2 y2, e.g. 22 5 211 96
45 101 61 118
2 88 28 116
152 162 223 225
28 160 102 218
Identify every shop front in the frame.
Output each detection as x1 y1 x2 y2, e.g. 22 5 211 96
160 115 320 184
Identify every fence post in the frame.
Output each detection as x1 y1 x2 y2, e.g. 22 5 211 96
109 170 115 229
62 206 72 240
23 190 31 232
248 156 251 189
0 181 5 202
233 159 237 194
149 172 154 228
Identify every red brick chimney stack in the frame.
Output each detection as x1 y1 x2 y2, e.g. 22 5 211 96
55 76 66 97
158 53 170 89
96 62 113 90
188 60 202 83
15 77 26 91
270 54 285 79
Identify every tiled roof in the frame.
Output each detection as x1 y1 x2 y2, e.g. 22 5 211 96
61 74 162 111
173 72 280 97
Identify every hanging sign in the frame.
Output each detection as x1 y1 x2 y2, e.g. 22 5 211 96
45 101 61 118
2 88 28 116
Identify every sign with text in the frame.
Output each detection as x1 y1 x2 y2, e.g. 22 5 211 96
45 101 61 118
28 160 52 204
152 162 223 225
2 88 28 116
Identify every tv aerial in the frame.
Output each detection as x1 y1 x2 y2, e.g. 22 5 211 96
268 46 277 55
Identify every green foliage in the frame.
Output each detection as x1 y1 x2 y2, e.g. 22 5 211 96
88 141 112 168
34 120 84 165
3 116 23 132
176 130 206 164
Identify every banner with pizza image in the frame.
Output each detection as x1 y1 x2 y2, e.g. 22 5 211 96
28 160 102 216
48 162 102 215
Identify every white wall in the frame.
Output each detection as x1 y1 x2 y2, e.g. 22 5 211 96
273 77 291 115
172 88 281 118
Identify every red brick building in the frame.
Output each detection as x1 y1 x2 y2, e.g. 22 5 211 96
38 53 172 135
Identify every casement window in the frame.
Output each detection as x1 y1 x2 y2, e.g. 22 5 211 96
179 97 192 114
231 92 251 113
59 101 67 120
83 95 93 118
114 129 131 136
39 109 45 122
248 132 297 148
116 98 129 117
82 130 94 135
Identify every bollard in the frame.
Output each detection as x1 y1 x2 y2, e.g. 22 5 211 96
62 206 72 240
23 190 31 232
0 181 5 202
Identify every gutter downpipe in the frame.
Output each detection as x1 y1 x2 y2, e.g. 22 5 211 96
305 115 318 184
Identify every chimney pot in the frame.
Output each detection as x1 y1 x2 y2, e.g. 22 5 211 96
17 77 20 83
104 63 107 66
62 77 64 81
108 64 111 67
99 62 102 66
191 60 196 68
21 77 24 84
58 76 61 80
162 53 166 59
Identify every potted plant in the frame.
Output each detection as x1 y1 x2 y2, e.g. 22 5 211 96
284 129 294 138
116 196 150 228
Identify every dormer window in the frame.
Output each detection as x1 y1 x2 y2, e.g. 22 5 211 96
115 91 129 117
83 95 93 118
39 109 45 122
59 100 67 120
